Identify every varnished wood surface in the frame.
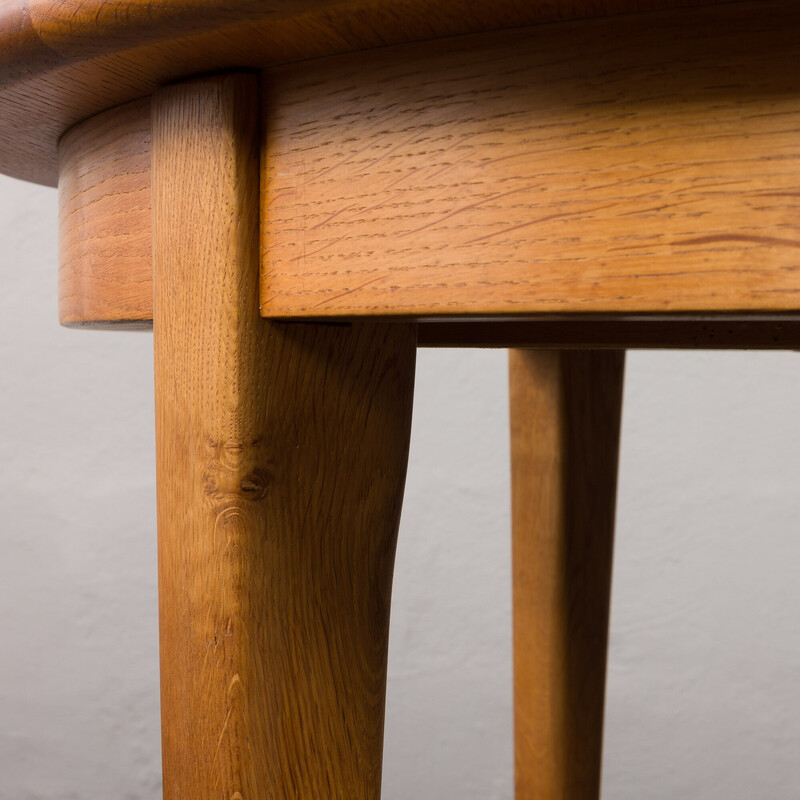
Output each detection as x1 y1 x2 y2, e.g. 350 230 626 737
57 3 800 328
153 73 416 798
261 2 800 316
59 98 151 325
0 0 741 185
510 349 624 799
54 102 800 342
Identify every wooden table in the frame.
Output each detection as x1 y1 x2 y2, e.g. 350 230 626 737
3 1 799 797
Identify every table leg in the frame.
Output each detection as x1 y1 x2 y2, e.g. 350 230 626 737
152 73 416 799
509 349 624 799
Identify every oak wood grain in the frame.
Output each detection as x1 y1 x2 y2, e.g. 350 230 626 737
261 2 800 316
0 0 742 186
56 3 800 327
509 349 624 799
54 102 800 344
59 97 152 325
153 73 416 799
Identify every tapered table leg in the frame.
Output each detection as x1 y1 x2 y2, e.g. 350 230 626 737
152 73 416 799
509 349 625 800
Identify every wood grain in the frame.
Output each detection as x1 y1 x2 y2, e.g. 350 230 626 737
0 0 743 186
55 107 800 344
59 97 151 325
261 2 800 316
153 73 416 799
56 4 800 327
510 349 624 799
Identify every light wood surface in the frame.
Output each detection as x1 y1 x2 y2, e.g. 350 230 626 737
1 0 737 185
57 3 800 329
59 98 152 326
57 110 800 347
262 2 800 316
153 73 416 798
510 349 624 799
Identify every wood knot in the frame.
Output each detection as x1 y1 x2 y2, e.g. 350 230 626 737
202 440 272 503
238 470 270 500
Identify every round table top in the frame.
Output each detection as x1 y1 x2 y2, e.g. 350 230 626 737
1 0 735 186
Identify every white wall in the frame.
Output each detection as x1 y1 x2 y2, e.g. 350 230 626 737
2 174 800 799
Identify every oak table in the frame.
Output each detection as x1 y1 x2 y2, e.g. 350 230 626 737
3 1 800 797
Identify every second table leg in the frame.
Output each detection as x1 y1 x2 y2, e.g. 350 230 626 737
510 349 625 800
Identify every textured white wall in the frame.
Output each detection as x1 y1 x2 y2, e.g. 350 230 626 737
2 174 800 799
